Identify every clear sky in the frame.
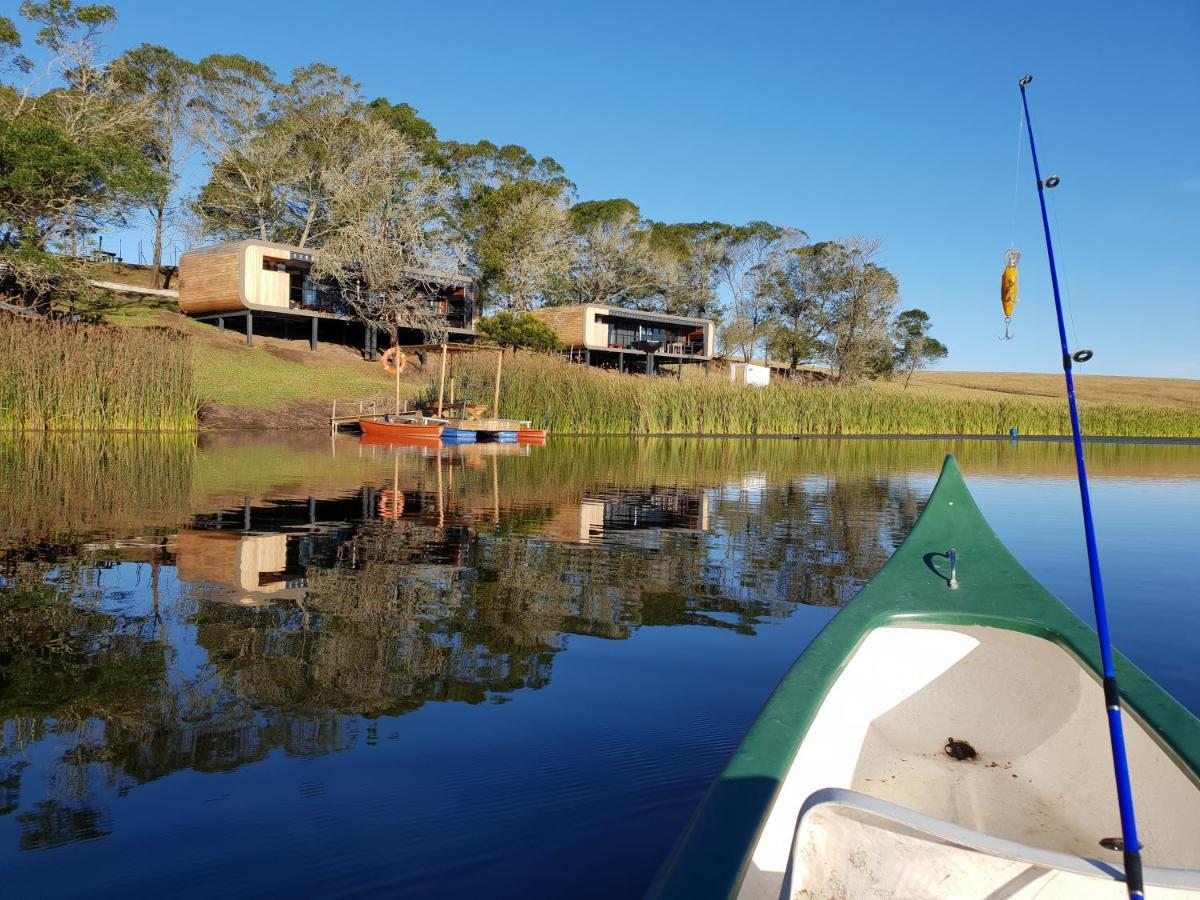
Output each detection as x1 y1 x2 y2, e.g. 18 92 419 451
95 0 1199 377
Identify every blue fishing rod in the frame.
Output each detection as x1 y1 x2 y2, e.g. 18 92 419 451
1018 74 1143 898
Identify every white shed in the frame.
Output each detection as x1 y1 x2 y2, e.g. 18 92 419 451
730 363 771 387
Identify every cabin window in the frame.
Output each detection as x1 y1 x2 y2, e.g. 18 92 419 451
609 321 638 348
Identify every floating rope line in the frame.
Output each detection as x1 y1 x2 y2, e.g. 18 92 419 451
1018 73 1143 900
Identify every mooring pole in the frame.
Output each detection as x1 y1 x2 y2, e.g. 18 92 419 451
493 349 503 419
437 344 448 417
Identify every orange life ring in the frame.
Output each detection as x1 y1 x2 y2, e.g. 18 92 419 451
378 489 401 519
380 347 407 376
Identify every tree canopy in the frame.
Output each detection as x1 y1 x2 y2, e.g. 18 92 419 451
0 1 945 374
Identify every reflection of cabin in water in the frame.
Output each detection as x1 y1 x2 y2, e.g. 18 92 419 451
177 239 479 355
175 530 302 605
540 489 711 546
530 304 714 374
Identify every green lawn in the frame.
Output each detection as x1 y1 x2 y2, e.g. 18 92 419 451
192 340 407 407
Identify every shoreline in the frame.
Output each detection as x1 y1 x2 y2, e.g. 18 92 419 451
7 427 1200 446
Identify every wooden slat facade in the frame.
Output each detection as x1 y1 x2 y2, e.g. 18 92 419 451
177 245 243 314
530 305 588 346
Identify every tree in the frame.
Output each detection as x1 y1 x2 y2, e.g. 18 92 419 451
0 15 31 73
712 221 806 361
477 190 573 311
189 53 285 242
561 199 668 308
476 311 562 351
816 237 901 383
892 308 948 388
645 221 725 319
110 44 198 286
311 118 456 345
758 244 829 371
435 139 574 286
270 63 365 248
366 96 437 148
0 2 160 309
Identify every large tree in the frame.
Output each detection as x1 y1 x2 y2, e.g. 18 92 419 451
713 221 806 361
818 237 902 382
311 118 456 345
0 2 160 308
478 190 573 312
644 221 725 319
189 53 285 242
110 43 197 286
435 139 573 288
561 199 669 308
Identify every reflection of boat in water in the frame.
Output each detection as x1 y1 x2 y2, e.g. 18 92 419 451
358 416 443 440
652 456 1200 899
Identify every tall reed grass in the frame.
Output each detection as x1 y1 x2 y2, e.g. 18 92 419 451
0 433 197 547
453 353 1200 438
0 317 196 431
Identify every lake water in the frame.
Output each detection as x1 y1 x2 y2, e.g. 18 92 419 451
0 434 1197 897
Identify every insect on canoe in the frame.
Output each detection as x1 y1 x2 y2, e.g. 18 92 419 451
650 455 1200 899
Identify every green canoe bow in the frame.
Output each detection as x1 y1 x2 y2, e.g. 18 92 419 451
649 454 1200 898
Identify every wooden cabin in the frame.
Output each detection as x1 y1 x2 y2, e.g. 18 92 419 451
530 304 714 374
177 239 478 353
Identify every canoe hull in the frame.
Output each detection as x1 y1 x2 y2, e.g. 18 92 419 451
650 455 1200 899
359 417 443 439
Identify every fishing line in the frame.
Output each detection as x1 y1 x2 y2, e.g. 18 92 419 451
1047 200 1082 349
1010 96 1025 249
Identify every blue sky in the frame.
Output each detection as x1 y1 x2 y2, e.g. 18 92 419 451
83 0 1200 376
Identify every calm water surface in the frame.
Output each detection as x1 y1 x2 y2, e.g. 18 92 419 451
0 434 1197 897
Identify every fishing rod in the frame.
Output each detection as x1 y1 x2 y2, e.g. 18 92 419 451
1017 74 1144 899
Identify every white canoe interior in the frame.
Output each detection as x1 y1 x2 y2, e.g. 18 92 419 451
739 624 1200 900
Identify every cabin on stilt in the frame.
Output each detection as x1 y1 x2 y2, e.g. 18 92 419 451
530 304 714 376
176 239 479 355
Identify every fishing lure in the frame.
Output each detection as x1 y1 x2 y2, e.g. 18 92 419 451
1000 248 1019 340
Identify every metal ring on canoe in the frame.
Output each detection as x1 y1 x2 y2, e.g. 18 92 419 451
380 347 407 376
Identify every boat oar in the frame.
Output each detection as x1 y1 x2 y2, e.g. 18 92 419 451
1018 74 1144 899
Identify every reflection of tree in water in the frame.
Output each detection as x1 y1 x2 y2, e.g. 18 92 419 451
0 562 166 851
0 460 924 853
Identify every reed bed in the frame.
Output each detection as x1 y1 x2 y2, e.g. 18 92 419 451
0 317 197 431
452 353 1200 438
0 433 197 547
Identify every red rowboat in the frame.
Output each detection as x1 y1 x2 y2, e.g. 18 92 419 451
359 417 444 440
517 428 548 444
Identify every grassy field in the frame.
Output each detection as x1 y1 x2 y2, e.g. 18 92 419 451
97 300 415 414
452 353 1200 438
907 370 1200 409
83 289 1200 436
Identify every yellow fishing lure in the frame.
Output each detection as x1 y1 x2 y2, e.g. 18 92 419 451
1000 248 1019 339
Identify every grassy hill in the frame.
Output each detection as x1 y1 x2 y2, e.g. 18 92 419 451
907 371 1199 410
87 287 1200 436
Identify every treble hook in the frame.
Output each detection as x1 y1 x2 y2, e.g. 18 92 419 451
1000 317 1014 341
